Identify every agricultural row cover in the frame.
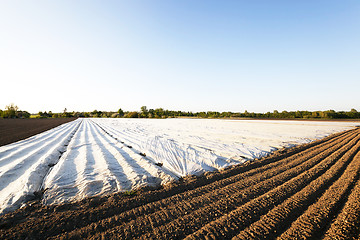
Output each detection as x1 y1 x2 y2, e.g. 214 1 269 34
0 118 358 214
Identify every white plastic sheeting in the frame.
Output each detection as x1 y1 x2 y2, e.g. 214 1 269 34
0 119 81 214
42 119 176 206
93 118 358 176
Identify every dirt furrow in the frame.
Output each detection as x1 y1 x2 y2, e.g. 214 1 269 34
83 130 360 239
277 150 360 239
232 136 360 240
183 132 360 240
323 175 360 239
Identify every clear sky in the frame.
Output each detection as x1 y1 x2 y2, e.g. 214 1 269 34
1 1 359 113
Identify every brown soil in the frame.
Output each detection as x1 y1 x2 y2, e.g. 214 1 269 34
0 118 77 147
0 127 360 239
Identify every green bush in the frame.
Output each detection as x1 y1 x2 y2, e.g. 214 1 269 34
125 111 139 118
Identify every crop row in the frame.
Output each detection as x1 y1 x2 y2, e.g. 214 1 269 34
323 172 360 240
277 148 360 239
232 136 360 239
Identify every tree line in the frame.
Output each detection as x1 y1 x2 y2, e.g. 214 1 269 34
123 107 360 119
87 107 360 120
0 104 30 119
1 104 360 120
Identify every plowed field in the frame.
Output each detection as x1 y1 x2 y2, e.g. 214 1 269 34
0 118 77 147
1 127 360 239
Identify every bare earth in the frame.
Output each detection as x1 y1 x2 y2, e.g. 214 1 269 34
0 124 360 239
0 118 77 147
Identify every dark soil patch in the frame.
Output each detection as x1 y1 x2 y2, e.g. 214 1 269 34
0 118 77 147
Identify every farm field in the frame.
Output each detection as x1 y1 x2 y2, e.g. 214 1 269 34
0 123 359 239
93 118 359 176
0 118 77 147
0 118 358 215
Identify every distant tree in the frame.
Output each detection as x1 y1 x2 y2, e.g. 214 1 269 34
221 112 232 118
326 110 337 119
3 103 19 118
0 104 30 118
148 109 155 118
319 111 328 118
91 110 102 118
311 111 319 118
14 111 30 118
73 112 85 118
38 111 45 118
37 111 53 118
348 108 359 118
61 108 69 118
207 111 220 118
118 108 124 117
63 112 74 118
101 112 111 118
154 108 164 118
294 111 302 118
140 106 148 118
125 111 139 118
197 112 207 118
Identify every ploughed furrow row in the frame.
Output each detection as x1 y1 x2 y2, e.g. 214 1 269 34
323 173 360 240
277 149 360 240
58 129 359 239
233 136 360 240
83 129 360 239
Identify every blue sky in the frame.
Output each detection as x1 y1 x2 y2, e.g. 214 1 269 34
1 1 359 113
